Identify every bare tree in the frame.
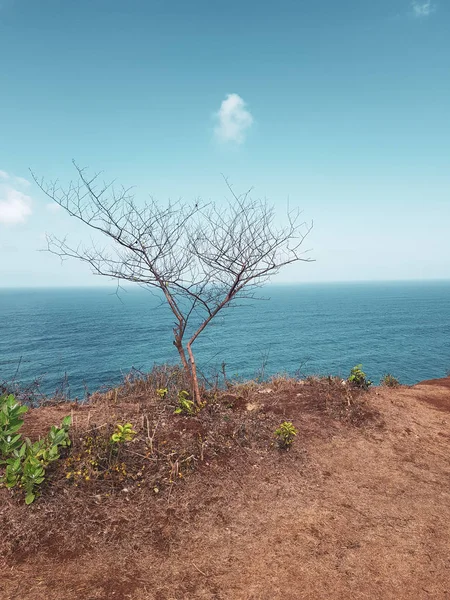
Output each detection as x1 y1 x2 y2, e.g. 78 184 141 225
32 163 313 404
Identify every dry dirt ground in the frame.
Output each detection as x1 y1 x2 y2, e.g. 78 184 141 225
1 377 449 600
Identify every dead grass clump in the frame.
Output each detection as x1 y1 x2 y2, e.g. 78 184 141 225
308 376 380 426
232 374 381 428
90 364 194 407
1 370 381 562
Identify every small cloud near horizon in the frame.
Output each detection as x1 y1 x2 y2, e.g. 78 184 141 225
214 93 253 144
411 1 436 17
0 170 33 225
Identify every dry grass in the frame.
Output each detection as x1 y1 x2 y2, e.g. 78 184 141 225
1 371 378 562
3 373 449 599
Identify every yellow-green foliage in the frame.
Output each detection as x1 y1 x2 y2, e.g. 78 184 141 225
274 421 297 449
65 427 145 486
111 422 136 444
347 364 372 390
174 390 195 415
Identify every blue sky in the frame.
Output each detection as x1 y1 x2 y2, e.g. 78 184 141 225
0 0 449 286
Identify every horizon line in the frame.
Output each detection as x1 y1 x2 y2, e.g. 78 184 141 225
1 277 450 291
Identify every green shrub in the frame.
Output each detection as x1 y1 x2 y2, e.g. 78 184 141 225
0 394 29 456
274 421 297 449
347 364 372 390
0 393 71 504
381 373 400 387
174 390 195 415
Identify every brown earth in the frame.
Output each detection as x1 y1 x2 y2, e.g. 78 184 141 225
1 376 449 600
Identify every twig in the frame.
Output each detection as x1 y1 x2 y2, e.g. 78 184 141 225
192 562 208 577
146 415 160 455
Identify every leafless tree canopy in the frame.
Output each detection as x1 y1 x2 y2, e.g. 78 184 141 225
32 162 313 402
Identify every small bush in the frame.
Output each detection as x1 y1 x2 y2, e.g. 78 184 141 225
174 390 196 415
274 421 297 449
381 373 400 387
0 393 71 504
347 365 372 390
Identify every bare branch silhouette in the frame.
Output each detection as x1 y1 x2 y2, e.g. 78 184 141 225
31 163 313 403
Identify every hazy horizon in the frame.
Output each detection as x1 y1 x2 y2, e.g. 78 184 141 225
1 278 450 290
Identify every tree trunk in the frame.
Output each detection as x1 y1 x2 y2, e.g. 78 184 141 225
186 342 201 405
173 340 190 374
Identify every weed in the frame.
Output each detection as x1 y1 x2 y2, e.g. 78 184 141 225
156 388 168 399
111 423 137 444
274 421 297 449
380 373 399 387
347 365 372 390
174 390 196 415
65 425 144 488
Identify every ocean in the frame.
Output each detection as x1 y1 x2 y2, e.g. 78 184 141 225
0 281 449 397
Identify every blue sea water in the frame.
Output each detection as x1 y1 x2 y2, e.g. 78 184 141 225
0 281 449 397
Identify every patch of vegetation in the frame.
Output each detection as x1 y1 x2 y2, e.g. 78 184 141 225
381 373 400 387
274 421 298 449
0 393 71 504
65 423 144 488
111 423 137 444
174 390 196 415
347 365 372 390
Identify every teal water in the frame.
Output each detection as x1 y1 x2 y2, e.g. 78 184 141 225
0 281 449 397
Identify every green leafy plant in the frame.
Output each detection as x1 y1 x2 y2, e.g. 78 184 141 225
347 364 372 390
0 396 71 505
156 388 168 399
274 421 297 449
0 394 29 457
110 423 137 444
381 373 400 387
174 390 195 415
47 416 72 449
4 440 48 504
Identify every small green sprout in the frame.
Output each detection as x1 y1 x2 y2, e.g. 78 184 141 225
111 423 137 444
274 421 297 449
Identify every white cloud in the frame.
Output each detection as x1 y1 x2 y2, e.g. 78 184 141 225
412 1 436 17
14 176 31 187
0 187 32 224
0 171 33 225
214 93 253 144
45 202 61 213
0 170 30 186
